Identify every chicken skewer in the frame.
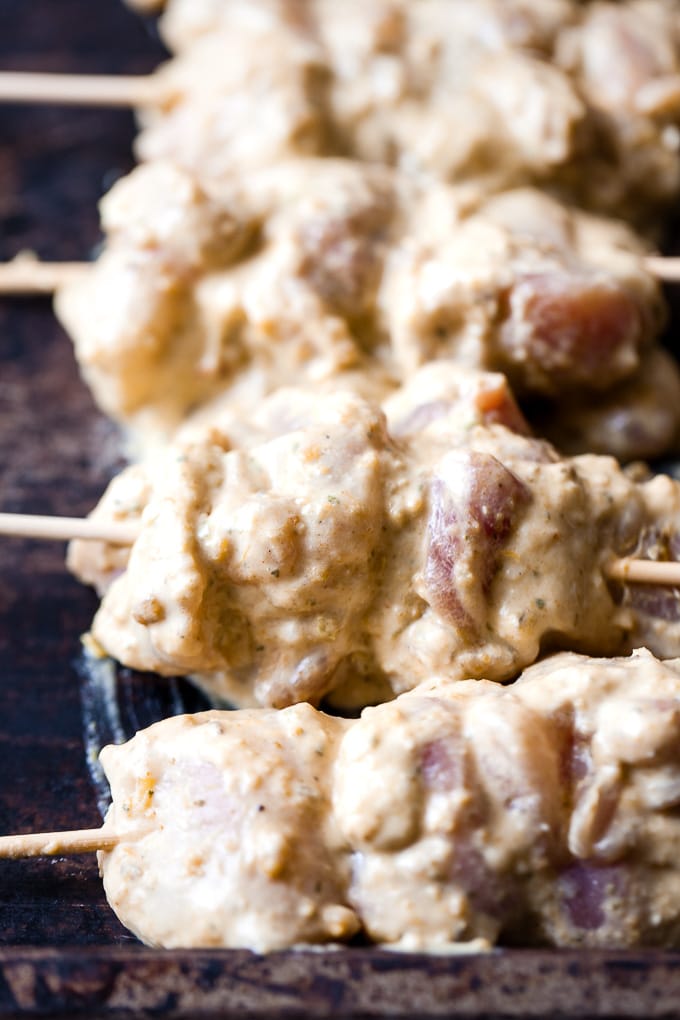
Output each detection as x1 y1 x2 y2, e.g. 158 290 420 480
3 648 680 951
133 0 680 224
3 252 680 291
4 158 680 467
20 158 680 463
2 0 680 222
0 513 679 586
5 364 678 711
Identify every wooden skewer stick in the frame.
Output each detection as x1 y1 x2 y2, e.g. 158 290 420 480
0 827 118 859
0 258 87 295
0 512 679 586
0 71 158 108
605 556 680 586
0 255 679 295
645 256 680 282
0 513 139 546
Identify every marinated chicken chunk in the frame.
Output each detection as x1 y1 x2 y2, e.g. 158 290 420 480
379 185 665 402
99 650 680 950
56 160 399 449
55 160 674 460
556 0 680 219
334 680 561 948
100 704 358 951
515 649 680 947
125 0 680 219
535 348 680 460
68 369 680 709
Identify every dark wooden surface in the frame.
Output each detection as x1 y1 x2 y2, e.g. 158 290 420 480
0 0 166 951
3 2 680 1017
4 946 680 1020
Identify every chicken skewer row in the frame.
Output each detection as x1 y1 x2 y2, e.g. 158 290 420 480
3 158 680 466
3 0 680 223
3 649 680 951
1 512 677 586
10 158 680 462
5 363 675 711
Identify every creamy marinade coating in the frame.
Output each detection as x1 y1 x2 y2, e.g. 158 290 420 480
136 0 581 195
68 364 680 710
124 0 680 221
55 159 677 461
99 650 680 950
100 703 358 950
513 651 680 947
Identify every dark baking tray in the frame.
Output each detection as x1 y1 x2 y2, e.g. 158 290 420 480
3 2 680 1017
